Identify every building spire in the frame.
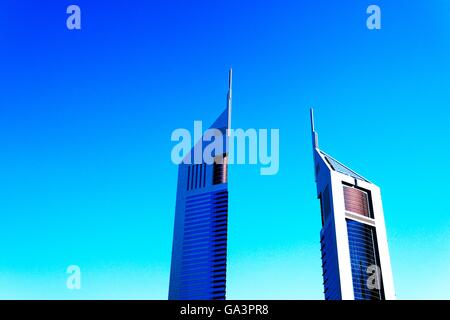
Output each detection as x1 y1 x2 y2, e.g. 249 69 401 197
310 108 319 149
227 67 233 136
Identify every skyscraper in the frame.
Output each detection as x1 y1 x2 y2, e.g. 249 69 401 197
168 70 232 300
310 109 395 300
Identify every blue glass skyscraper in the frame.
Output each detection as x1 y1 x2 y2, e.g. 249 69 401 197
310 109 396 300
168 70 232 300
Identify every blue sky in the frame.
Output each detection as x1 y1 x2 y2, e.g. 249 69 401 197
0 0 449 299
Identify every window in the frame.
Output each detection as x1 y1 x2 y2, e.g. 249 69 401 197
186 164 207 191
346 219 385 300
320 185 332 225
213 154 228 185
343 185 372 218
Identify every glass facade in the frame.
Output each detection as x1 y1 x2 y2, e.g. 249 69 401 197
213 154 228 185
346 219 385 300
177 190 228 299
343 185 372 218
320 151 370 182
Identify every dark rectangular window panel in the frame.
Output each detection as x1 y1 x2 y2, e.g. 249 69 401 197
213 154 228 185
346 219 385 300
343 185 371 218
320 185 332 225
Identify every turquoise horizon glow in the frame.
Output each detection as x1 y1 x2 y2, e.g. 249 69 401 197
0 1 449 299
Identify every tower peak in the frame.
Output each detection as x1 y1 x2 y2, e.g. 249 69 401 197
310 108 319 149
227 68 233 136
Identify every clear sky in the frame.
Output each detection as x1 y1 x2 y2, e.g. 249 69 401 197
0 0 449 299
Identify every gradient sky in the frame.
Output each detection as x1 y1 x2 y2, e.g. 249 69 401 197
0 0 449 299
